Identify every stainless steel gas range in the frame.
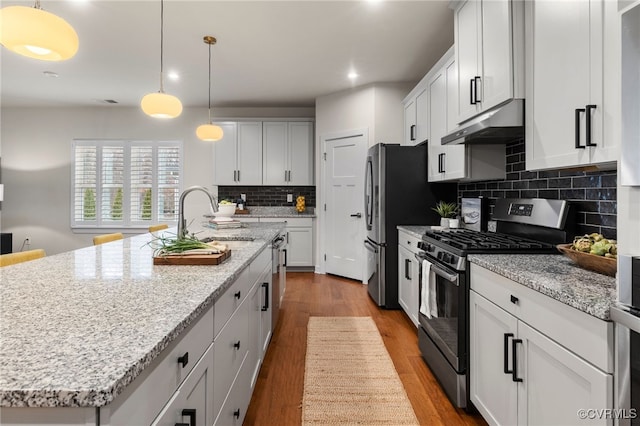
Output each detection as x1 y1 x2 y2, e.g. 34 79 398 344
415 198 572 409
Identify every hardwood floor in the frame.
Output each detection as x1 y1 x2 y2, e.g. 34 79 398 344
244 272 488 426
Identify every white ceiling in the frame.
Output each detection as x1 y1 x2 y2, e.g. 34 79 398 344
0 0 454 108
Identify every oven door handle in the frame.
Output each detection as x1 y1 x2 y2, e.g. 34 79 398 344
414 253 459 285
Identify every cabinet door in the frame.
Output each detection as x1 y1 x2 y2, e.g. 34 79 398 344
397 245 418 327
470 291 518 426
480 0 514 112
288 122 314 185
403 99 417 146
428 69 447 182
259 267 272 357
262 122 288 185
455 0 481 123
525 0 600 170
248 280 262 390
286 227 313 267
151 344 214 426
517 321 612 426
415 88 429 144
213 122 238 186
237 122 263 185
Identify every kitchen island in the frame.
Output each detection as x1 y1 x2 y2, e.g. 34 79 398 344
0 222 284 425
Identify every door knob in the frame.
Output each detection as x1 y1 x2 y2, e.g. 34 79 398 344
350 213 362 218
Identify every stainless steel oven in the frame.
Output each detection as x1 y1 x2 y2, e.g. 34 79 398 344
612 255 640 425
415 250 468 408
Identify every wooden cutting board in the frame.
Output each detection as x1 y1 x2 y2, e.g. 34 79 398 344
153 250 231 265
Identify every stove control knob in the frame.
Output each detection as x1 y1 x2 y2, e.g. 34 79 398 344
437 252 443 260
443 253 452 264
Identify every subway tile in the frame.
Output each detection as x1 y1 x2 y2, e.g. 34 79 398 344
486 182 499 189
599 201 617 214
498 181 513 189
571 200 600 213
520 171 538 180
513 181 529 189
586 188 616 201
560 188 586 200
538 170 560 178
572 176 602 188
601 174 617 188
521 190 539 198
512 162 526 172
529 179 549 189
507 153 521 164
538 189 559 199
560 170 587 177
505 190 521 198
506 172 521 181
548 178 572 188
491 191 506 198
600 227 617 240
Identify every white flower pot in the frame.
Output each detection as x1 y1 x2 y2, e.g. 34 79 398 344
449 218 460 228
440 217 449 228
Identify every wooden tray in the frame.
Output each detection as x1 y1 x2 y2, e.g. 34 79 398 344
153 250 231 265
556 244 616 277
235 209 250 215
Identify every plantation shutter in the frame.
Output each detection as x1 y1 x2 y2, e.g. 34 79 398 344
72 140 182 228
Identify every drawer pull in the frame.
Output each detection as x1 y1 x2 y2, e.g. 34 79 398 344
510 295 519 305
177 352 189 368
503 333 514 374
261 282 269 311
234 340 241 350
234 291 241 300
233 409 241 419
181 408 196 426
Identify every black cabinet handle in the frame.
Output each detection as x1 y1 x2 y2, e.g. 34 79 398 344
234 340 241 350
177 352 189 368
404 259 411 280
510 295 519 305
512 339 523 382
474 76 482 102
233 409 241 419
262 282 269 311
585 104 597 146
182 409 196 426
175 423 189 426
470 79 476 105
410 124 416 141
234 291 241 300
439 153 446 173
237 170 240 182
503 333 514 374
575 108 586 149
283 249 287 267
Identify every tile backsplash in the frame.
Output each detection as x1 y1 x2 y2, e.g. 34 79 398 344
218 186 316 207
458 140 617 240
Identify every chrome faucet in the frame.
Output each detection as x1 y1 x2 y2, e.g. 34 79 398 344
177 186 219 239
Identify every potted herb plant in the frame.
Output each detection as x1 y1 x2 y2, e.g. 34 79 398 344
432 201 459 228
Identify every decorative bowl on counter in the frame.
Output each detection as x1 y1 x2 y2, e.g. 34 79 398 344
557 243 617 277
215 203 237 218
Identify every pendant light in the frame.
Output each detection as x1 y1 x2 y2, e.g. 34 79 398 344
196 36 224 141
0 1 78 61
141 0 182 119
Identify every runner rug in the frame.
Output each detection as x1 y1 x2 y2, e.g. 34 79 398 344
302 316 420 425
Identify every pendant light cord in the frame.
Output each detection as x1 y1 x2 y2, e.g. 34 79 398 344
207 42 212 123
159 0 165 93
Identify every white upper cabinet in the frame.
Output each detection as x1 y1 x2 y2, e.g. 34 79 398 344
525 0 618 171
263 121 314 186
427 47 506 183
453 0 524 124
402 87 428 146
213 122 263 186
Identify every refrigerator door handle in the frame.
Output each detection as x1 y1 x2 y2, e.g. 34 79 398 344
364 157 374 231
364 239 379 253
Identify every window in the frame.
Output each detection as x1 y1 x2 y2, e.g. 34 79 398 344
72 140 182 229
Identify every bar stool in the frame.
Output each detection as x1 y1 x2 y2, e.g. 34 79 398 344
0 249 46 267
93 233 124 246
149 224 169 233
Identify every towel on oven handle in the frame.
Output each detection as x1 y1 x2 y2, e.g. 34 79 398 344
420 259 438 318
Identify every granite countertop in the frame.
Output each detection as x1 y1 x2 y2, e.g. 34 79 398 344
232 206 316 218
0 223 284 408
397 225 429 239
469 254 617 320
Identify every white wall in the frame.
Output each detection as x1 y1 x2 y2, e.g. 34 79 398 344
314 82 411 277
0 106 314 254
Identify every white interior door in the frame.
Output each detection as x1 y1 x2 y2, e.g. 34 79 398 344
324 132 367 281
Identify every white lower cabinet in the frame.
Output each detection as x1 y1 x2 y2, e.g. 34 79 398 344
151 343 215 426
470 264 613 426
397 229 421 328
259 217 314 269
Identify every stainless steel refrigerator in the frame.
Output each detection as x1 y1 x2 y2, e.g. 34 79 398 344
364 143 456 308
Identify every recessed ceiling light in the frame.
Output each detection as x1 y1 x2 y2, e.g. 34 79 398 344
43 71 59 78
168 71 180 81
348 71 358 80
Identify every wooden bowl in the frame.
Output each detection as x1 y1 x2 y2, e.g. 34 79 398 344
556 243 617 277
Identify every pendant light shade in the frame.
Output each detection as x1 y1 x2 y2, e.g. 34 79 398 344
0 4 79 61
141 92 183 118
197 35 223 141
196 123 224 141
141 0 182 119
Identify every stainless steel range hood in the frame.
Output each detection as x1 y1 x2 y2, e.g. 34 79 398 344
441 98 524 145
